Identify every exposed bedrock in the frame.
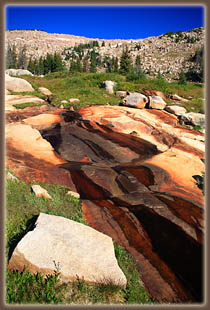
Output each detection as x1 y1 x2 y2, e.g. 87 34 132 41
6 105 204 303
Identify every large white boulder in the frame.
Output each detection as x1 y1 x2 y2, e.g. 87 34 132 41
8 213 127 287
5 73 34 92
5 69 33 76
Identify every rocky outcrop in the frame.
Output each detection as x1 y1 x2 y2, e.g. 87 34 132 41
122 92 148 109
6 105 204 303
8 213 127 287
5 28 204 79
5 73 34 92
5 118 76 190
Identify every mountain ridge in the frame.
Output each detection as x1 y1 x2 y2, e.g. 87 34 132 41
5 27 204 80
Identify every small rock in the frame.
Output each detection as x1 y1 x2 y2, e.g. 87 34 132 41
38 87 52 96
69 98 80 103
116 91 127 98
60 104 64 109
67 191 80 199
143 89 166 100
149 96 167 110
166 105 187 115
31 185 52 199
61 100 68 104
123 92 148 109
103 80 116 94
170 94 188 102
6 171 19 182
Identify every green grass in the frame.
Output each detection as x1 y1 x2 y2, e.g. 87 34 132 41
13 102 45 109
18 71 204 112
6 172 152 305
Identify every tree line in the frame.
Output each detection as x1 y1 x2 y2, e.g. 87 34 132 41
5 43 143 76
5 43 203 83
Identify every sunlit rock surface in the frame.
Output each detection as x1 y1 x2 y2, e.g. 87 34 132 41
6 105 204 303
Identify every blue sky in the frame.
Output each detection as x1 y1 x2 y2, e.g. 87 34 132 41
5 5 205 39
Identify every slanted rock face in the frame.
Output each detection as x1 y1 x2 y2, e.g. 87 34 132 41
8 213 127 287
5 121 75 190
6 105 204 303
5 73 34 92
103 80 116 94
23 113 62 130
123 92 148 109
148 95 167 110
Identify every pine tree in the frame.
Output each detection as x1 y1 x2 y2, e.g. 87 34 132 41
135 55 141 73
119 47 133 75
6 44 17 69
114 57 119 72
38 56 44 75
53 52 64 72
69 59 77 73
102 41 105 47
83 55 89 73
179 70 187 85
33 58 39 75
76 57 82 72
90 50 97 73
44 53 53 74
17 45 27 69
27 57 35 74
12 45 18 68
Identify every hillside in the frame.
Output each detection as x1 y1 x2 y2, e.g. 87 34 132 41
5 27 204 80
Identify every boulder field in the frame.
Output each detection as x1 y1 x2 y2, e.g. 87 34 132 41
6 102 204 303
